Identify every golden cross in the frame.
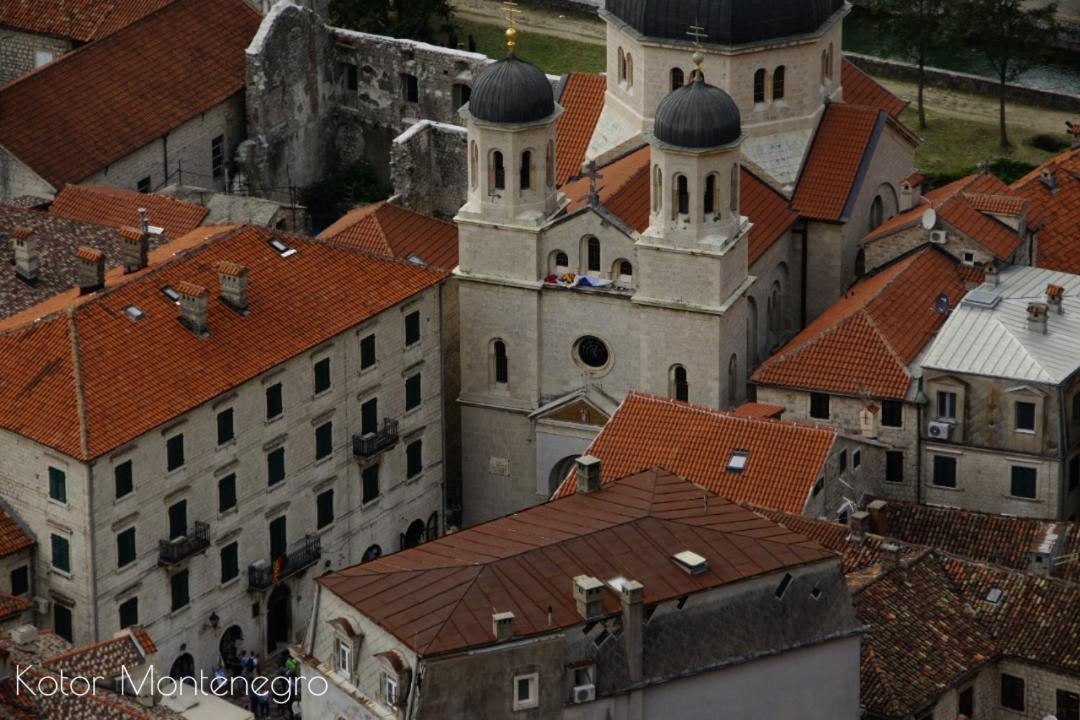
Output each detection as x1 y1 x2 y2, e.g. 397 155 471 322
686 22 706 46
687 21 706 75
504 0 520 53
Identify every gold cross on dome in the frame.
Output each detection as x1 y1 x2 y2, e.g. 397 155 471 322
504 0 520 53
687 22 706 46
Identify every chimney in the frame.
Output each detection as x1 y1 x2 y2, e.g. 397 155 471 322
74 246 105 294
620 580 644 684
848 511 871 542
572 575 604 620
138 207 149 234
492 611 515 642
1068 120 1080 149
576 455 601 494
1046 283 1064 314
1027 523 1068 578
866 499 889 535
985 261 1000 286
1027 302 1049 333
1040 168 1058 193
10 625 37 650
176 281 209 335
120 227 149 273
11 227 39 282
880 542 901 571
216 261 249 312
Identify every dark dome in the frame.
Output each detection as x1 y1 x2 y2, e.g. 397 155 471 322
606 0 844 46
468 54 555 124
653 72 741 149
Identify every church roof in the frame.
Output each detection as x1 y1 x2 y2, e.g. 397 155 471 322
840 60 908 119
467 54 555 125
555 73 608 185
604 0 844 47
317 201 459 270
652 71 742 149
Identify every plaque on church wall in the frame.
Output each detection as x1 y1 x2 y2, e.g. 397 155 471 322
489 456 510 475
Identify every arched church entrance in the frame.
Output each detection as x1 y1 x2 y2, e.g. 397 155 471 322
219 624 243 674
169 652 195 682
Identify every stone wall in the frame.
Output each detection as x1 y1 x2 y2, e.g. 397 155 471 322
0 29 70 86
390 120 468 219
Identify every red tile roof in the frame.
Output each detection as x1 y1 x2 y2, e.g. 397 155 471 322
840 60 908 119
320 467 833 656
555 73 607 186
792 103 885 222
1011 148 1080 274
0 226 446 460
0 593 31 620
0 0 260 190
0 502 34 557
553 392 837 513
0 0 173 43
562 148 797 264
863 173 1025 261
49 185 208 239
317 202 459 269
753 246 967 399
732 402 784 419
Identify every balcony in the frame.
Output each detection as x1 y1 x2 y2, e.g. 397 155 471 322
248 534 321 590
158 521 210 565
353 419 399 458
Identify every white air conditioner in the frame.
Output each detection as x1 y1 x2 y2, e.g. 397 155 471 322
927 421 953 439
929 230 948 245
572 684 596 704
34 596 50 614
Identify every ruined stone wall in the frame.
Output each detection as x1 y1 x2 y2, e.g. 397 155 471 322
390 120 468 219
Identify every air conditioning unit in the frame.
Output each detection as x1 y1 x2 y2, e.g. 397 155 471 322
572 684 596 704
34 596 50 614
929 230 948 245
927 421 953 439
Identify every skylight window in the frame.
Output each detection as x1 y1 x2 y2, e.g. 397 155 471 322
986 587 1003 605
672 550 708 575
123 305 145 321
727 450 749 473
268 238 297 257
161 286 181 303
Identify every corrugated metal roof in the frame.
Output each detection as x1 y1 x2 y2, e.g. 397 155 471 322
922 265 1080 383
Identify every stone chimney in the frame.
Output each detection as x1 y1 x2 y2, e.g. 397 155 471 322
138 207 149 234
11 227 39 282
120 227 149 273
620 580 644 684
572 575 604 620
492 611 515 642
880 542 901 572
985 261 1000 287
1027 302 1049 334
1040 168 1058 193
75 246 105 294
176 281 209 335
866 499 889 535
848 511 871 542
1046 284 1064 314
1027 523 1068 578
900 173 923 211
575 455 601 494
216 261 249 312
1068 120 1080 149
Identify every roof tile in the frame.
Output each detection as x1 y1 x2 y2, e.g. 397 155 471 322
50 185 208 239
317 202 459 269
555 73 607 186
0 0 173 43
793 103 883 222
840 60 908 119
1012 148 1080 274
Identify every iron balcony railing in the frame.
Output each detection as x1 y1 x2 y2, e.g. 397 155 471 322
353 418 399 458
158 521 210 565
248 534 321 590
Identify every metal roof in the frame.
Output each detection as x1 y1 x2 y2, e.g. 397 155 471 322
922 265 1080 384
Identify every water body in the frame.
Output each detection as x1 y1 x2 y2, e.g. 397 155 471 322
843 7 1080 93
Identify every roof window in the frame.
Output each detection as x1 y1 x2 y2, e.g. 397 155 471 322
161 286 181 303
123 305 145 321
268 238 297 257
672 550 708 575
727 450 749 473
985 587 1003 605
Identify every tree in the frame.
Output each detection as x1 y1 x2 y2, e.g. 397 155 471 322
955 0 1058 147
330 0 454 44
871 0 951 129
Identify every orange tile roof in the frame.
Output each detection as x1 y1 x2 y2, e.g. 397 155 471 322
553 392 837 513
841 59 908 119
562 148 797 263
317 202 459 269
49 184 208 239
753 246 967 399
0 502 34 557
0 0 172 43
0 226 446 460
320 467 833 656
1011 148 1080 274
74 246 104 263
793 103 885 222
732 402 785 419
555 73 607 186
863 173 1025 261
0 0 259 190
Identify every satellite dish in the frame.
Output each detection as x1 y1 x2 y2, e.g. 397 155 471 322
921 207 937 230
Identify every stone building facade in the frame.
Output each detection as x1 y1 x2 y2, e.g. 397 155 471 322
0 28 70 86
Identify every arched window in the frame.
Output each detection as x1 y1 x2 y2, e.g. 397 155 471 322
613 259 633 283
870 196 884 231
652 165 662 213
553 250 569 271
827 44 834 80
361 544 381 563
586 236 601 272
676 175 689 216
821 50 828 84
753 69 766 104
491 150 505 191
618 47 626 83
619 260 632 277
855 249 866 278
520 150 532 190
727 354 738 407
469 141 478 190
730 165 739 212
425 512 439 542
670 67 684 91
493 340 508 384
769 280 782 334
452 83 471 110
671 365 689 402
625 54 633 88
704 174 717 216
773 66 785 100
546 140 555 187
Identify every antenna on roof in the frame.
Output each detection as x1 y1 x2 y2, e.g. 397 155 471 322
503 0 520 55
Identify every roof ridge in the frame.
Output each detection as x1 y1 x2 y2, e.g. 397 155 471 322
858 306 913 378
621 392 837 436
66 310 90 460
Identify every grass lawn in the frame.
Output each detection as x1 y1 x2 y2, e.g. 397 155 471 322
904 106 1058 185
455 21 605 76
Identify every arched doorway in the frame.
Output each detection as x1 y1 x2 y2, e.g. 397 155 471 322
266 584 291 653
403 520 425 549
549 455 577 496
219 625 243 674
170 653 195 682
